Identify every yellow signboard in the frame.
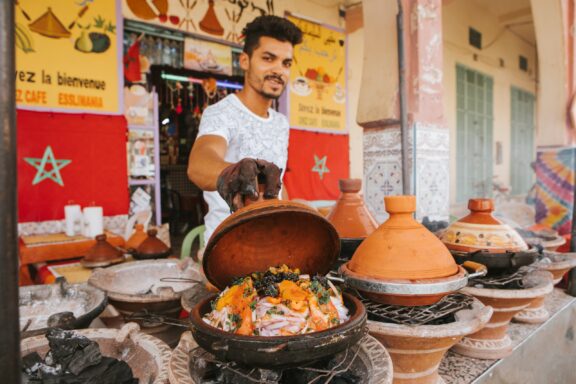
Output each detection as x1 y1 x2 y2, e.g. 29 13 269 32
15 0 122 113
288 16 347 133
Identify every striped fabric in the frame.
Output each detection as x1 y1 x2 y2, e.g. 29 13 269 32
533 148 575 235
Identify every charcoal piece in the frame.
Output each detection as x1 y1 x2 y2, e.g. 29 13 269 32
47 312 77 329
66 341 102 375
46 328 93 369
22 352 43 372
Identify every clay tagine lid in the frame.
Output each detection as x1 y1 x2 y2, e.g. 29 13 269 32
203 199 340 290
126 224 147 252
347 195 459 280
81 234 124 268
441 198 528 253
326 179 378 239
134 229 172 260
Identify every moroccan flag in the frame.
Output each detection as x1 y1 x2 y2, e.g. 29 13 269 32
17 110 129 222
284 129 349 200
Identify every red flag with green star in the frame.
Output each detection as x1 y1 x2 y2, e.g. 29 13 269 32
17 110 129 222
284 129 349 200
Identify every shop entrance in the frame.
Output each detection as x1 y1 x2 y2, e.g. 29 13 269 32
510 87 536 195
456 65 494 203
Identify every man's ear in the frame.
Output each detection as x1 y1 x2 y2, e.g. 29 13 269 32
239 52 250 72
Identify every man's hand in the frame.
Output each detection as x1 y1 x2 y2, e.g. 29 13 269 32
217 158 282 211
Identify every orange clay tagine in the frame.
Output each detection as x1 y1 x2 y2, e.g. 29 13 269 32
327 179 378 266
340 196 486 306
327 179 378 239
441 198 528 253
126 223 147 252
348 195 458 280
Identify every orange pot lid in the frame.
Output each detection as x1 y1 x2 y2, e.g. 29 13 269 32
326 179 378 239
440 198 528 253
202 199 340 290
348 195 459 280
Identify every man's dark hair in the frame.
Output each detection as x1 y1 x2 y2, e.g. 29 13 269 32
242 15 303 56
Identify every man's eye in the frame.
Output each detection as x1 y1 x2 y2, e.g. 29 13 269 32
263 56 272 61
284 61 292 68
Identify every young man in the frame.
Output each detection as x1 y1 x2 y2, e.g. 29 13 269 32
187 15 302 244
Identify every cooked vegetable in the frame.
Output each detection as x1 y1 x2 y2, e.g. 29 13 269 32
203 265 349 336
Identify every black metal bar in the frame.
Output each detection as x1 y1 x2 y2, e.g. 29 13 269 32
0 0 21 381
397 0 411 195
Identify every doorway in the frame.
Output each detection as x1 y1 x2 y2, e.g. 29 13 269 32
510 87 535 195
456 65 494 202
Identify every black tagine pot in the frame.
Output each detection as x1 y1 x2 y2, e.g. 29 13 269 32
189 199 367 368
190 293 366 368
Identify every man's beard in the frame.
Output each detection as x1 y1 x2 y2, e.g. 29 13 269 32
257 74 286 99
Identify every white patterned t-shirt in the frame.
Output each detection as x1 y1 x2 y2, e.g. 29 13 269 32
196 94 289 244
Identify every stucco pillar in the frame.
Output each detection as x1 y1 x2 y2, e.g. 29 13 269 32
358 0 449 222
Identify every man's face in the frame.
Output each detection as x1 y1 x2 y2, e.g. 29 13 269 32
240 36 294 99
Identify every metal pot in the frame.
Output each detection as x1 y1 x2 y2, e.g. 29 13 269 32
188 292 367 368
20 278 107 338
339 261 487 306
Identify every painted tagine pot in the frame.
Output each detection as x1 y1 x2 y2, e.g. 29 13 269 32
440 198 538 271
326 179 378 266
341 196 486 306
452 270 553 359
368 297 492 384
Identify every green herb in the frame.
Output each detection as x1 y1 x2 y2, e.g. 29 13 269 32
243 286 253 297
331 317 339 324
266 307 284 316
318 290 330 305
249 300 257 311
253 329 260 336
210 299 217 310
228 313 241 324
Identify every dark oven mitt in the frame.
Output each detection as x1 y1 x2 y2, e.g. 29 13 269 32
217 158 282 212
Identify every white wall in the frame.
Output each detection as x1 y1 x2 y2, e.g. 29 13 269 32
442 0 537 205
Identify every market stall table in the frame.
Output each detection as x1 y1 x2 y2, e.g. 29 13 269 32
19 232 125 285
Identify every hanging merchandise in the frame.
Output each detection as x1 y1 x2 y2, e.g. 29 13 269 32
17 111 129 222
124 38 142 83
283 129 349 200
531 147 576 234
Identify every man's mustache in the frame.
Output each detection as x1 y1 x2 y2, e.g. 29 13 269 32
264 75 285 85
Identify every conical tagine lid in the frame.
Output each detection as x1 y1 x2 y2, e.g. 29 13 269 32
348 195 459 280
326 179 378 239
441 198 528 253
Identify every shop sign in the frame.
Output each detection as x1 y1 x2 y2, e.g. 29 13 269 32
184 37 233 76
15 0 122 114
287 15 347 133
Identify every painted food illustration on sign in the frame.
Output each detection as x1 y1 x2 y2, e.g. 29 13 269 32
199 0 224 36
15 2 114 54
291 76 312 97
303 66 343 100
74 16 115 54
125 0 180 25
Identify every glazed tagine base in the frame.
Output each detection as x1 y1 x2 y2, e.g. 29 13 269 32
514 252 576 324
368 298 492 384
452 271 553 359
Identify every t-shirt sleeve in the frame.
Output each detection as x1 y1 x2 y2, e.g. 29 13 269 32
197 106 232 144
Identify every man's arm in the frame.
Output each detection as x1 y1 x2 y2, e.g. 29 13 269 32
187 135 231 191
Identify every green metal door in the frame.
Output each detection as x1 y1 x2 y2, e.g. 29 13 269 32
456 65 494 203
510 87 535 195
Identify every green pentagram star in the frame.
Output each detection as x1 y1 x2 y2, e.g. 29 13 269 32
311 154 330 180
24 146 72 186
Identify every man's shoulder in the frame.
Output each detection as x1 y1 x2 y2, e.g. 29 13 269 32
203 95 237 115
